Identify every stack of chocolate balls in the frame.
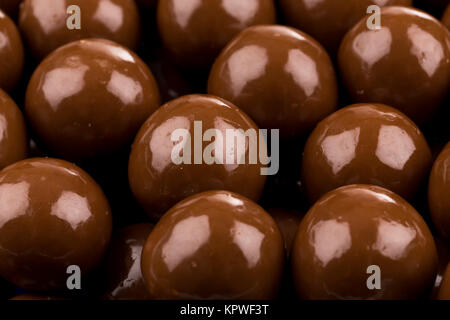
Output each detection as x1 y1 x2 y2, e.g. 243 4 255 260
0 0 449 301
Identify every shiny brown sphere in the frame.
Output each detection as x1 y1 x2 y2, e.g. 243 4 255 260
429 142 450 240
157 0 276 70
0 158 112 292
292 184 438 300
104 223 154 300
302 103 432 204
141 190 284 300
25 39 160 162
128 94 267 220
0 10 23 92
209 25 338 138
0 0 22 18
438 263 450 300
338 6 450 125
19 0 141 60
443 4 450 30
279 0 412 55
267 208 303 257
0 89 27 169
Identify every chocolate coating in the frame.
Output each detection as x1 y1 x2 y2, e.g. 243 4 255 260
438 263 450 300
157 0 276 70
0 10 24 92
0 0 22 18
429 142 450 240
0 158 112 291
267 208 303 257
443 4 450 30
302 103 432 204
25 39 160 161
338 6 450 125
104 223 153 300
209 25 338 138
19 0 141 60
129 94 266 220
141 190 284 299
279 0 412 55
292 184 438 300
0 89 27 169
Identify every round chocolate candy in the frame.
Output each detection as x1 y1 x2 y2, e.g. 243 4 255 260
0 9 23 92
292 184 438 300
429 142 450 240
338 6 450 125
141 190 284 299
19 0 141 60
208 25 338 138
279 0 412 55
0 158 112 291
267 208 303 257
25 38 160 162
104 223 154 300
0 0 22 18
157 0 276 70
302 103 432 204
128 94 267 220
443 4 450 30
0 89 28 169
438 263 450 300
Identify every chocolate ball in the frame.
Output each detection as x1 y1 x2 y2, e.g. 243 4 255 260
141 190 284 299
128 94 266 220
302 103 432 204
157 0 276 70
19 0 141 60
338 6 450 125
104 223 153 300
0 89 27 169
292 184 438 300
429 142 450 240
0 0 22 19
0 158 112 291
279 0 412 55
267 208 303 257
438 263 450 300
0 9 23 92
443 4 450 30
25 38 160 162
209 25 338 138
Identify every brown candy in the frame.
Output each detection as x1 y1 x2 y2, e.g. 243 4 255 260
302 103 432 204
157 0 276 70
0 158 112 292
141 190 284 299
338 6 450 125
292 184 438 300
0 9 24 92
209 25 338 138
19 0 141 60
25 38 160 162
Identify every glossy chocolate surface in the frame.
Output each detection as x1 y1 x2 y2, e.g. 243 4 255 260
0 158 112 291
25 39 160 161
267 208 303 257
157 0 276 70
208 25 338 138
302 103 432 204
0 9 23 92
141 190 284 299
443 4 450 30
338 6 450 125
438 263 450 300
19 0 141 60
292 184 438 300
429 142 450 240
0 89 28 169
128 94 266 220
279 0 412 55
104 223 153 300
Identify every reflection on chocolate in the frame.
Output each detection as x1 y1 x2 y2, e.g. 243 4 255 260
292 184 438 300
104 223 154 300
157 0 276 70
338 6 450 125
267 208 303 257
0 89 28 169
209 25 338 138
302 103 432 204
279 0 412 55
141 190 284 299
0 9 23 92
438 263 450 300
443 4 450 30
0 158 112 291
129 94 266 220
19 0 141 60
25 38 160 162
